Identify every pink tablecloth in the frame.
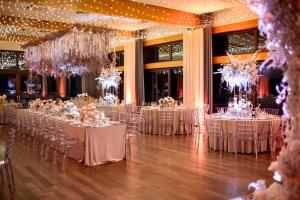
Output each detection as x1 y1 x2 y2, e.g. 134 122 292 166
141 107 192 135
62 123 126 166
206 115 281 153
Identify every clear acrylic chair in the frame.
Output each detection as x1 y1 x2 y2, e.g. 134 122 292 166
263 108 279 115
126 113 141 158
216 106 227 113
206 119 224 153
159 110 175 135
119 112 129 125
131 106 142 114
44 118 58 161
0 128 16 192
54 120 85 169
236 120 258 159
269 119 281 159
109 111 119 122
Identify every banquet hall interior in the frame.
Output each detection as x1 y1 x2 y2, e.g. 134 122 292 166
0 0 299 200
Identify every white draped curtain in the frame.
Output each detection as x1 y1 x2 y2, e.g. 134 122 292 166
183 27 212 109
124 40 136 104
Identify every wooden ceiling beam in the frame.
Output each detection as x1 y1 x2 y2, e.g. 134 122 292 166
15 0 200 27
0 15 136 37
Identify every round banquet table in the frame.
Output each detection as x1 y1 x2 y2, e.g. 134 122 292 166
141 107 192 135
206 114 281 153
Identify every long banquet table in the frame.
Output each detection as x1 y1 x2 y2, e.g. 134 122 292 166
206 114 281 153
17 109 127 166
141 107 192 135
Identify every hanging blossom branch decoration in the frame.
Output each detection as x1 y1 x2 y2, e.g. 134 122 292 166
246 1 300 200
24 26 115 77
215 52 259 92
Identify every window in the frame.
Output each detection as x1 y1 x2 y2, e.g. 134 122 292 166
144 41 183 63
0 74 16 96
118 72 124 101
170 68 183 101
212 29 267 56
0 51 17 70
116 51 124 66
144 67 183 103
67 75 82 97
47 76 57 98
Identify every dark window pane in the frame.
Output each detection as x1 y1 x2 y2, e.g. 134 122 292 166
213 29 257 56
144 71 156 102
118 72 124 101
156 70 169 100
171 43 183 60
228 31 255 54
68 75 82 97
47 76 57 98
0 51 17 69
158 45 171 61
116 51 124 66
144 41 182 63
170 67 183 102
213 64 229 109
0 74 16 98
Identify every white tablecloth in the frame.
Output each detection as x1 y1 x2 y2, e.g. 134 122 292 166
206 114 280 153
17 109 126 166
141 107 192 135
63 122 126 166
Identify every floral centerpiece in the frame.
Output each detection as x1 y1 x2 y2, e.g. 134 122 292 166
216 52 259 92
77 93 90 101
159 96 175 109
95 63 122 105
79 103 102 123
29 98 43 110
226 97 253 118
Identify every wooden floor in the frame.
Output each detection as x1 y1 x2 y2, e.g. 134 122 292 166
0 130 273 200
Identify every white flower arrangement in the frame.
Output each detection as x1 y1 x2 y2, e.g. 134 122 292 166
103 93 118 105
216 52 259 92
79 103 102 123
95 67 122 90
158 96 175 108
29 98 43 110
77 93 90 101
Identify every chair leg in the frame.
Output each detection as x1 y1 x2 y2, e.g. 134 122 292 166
8 161 15 190
5 164 13 192
0 168 4 185
255 139 258 160
235 138 238 159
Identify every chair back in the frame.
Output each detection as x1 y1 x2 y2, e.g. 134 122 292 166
263 108 280 115
119 112 129 125
160 110 174 123
4 128 15 162
206 119 221 136
109 111 119 121
127 113 140 136
236 120 257 139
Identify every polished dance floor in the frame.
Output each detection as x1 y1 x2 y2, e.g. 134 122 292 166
0 131 273 200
